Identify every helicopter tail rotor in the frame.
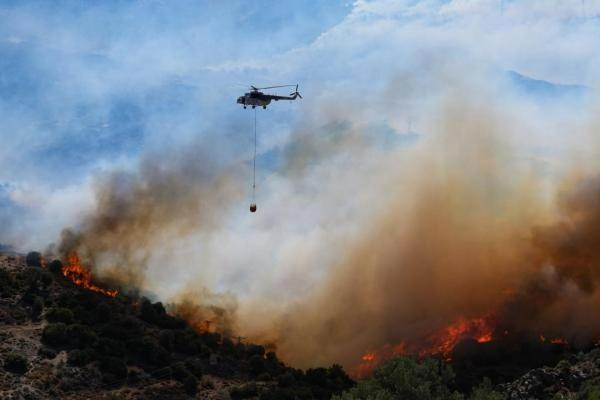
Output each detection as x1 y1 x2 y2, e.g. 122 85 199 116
290 84 302 99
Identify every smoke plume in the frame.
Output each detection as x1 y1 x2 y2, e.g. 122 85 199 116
50 61 600 373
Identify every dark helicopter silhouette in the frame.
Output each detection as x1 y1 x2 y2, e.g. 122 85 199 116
237 84 302 109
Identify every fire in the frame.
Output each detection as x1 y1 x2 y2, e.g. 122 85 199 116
423 316 494 358
62 252 118 298
539 335 568 345
361 352 376 362
194 320 212 333
353 315 495 378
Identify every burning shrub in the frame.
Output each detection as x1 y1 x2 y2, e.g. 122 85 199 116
3 351 29 374
42 322 68 346
46 307 74 324
25 251 42 267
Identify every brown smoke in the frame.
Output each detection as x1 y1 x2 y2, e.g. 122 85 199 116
55 141 243 295
50 61 600 374
239 88 600 369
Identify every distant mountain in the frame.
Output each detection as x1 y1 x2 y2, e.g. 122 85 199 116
507 70 589 99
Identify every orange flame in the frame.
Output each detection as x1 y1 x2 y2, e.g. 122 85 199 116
423 316 494 358
63 252 118 298
539 335 568 345
353 315 494 378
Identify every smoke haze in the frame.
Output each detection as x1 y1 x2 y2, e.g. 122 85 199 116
2 1 600 371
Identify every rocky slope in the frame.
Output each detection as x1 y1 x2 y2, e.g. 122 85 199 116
0 253 353 399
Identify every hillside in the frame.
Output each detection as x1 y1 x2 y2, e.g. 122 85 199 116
5 251 600 400
0 253 353 399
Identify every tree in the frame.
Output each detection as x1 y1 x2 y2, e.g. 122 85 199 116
25 251 42 267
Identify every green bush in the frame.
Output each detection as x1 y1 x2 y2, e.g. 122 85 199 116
67 349 95 366
3 352 29 374
469 378 503 400
332 357 463 400
46 307 74 324
94 337 126 358
66 324 97 348
42 323 68 346
578 377 600 400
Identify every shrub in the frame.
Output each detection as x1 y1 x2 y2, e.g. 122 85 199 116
67 349 95 366
47 259 63 275
98 356 128 379
230 383 258 399
31 296 44 317
94 337 126 358
25 251 42 267
332 357 463 400
66 324 97 348
38 347 57 359
183 374 198 396
578 377 600 400
469 378 503 400
201 375 216 389
42 323 68 346
248 354 266 375
3 352 29 374
171 362 190 380
46 307 74 324
184 358 204 378
0 269 17 297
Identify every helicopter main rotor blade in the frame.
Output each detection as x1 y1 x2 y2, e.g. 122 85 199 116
255 84 298 90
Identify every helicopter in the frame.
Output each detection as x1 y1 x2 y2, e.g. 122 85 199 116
237 84 302 109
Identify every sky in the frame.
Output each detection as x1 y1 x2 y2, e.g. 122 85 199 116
2 0 600 369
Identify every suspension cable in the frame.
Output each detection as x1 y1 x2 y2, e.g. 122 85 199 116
253 107 257 202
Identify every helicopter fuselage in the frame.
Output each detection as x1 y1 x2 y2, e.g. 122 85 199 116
237 91 272 108
237 90 299 109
